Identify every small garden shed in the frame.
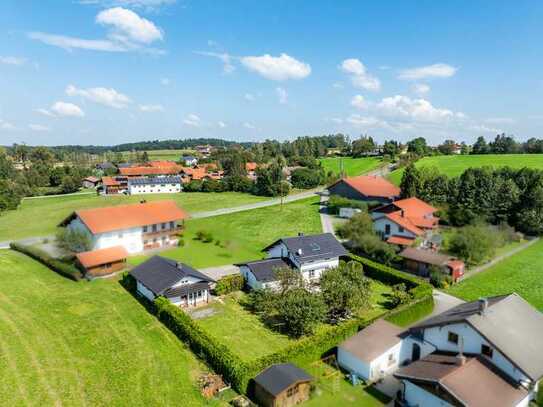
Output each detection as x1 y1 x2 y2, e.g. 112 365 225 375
253 363 313 407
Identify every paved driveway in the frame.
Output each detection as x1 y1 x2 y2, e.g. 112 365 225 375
199 264 240 281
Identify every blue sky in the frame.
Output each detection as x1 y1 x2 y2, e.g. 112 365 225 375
1 0 542 146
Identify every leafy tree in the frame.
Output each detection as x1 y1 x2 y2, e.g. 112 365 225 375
277 288 326 337
407 137 428 156
223 175 254 193
383 140 401 159
471 136 489 154
290 167 324 189
389 283 412 307
336 212 374 239
400 163 422 198
60 175 80 194
437 140 457 155
489 133 518 154
275 266 304 294
56 228 92 253
49 167 67 187
448 224 496 265
352 136 376 157
320 261 371 321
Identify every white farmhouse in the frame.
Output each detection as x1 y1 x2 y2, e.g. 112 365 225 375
60 200 188 254
337 293 543 406
239 233 348 289
130 255 214 307
128 176 182 195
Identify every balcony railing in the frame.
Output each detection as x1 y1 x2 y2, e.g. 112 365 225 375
143 225 183 237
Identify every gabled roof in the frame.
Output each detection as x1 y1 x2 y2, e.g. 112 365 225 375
130 255 214 295
128 176 181 186
394 353 529 407
101 176 122 187
411 293 543 381
262 233 348 264
83 176 100 183
339 319 403 363
254 363 312 396
60 200 188 234
385 212 425 236
386 235 415 246
333 175 401 199
119 166 181 176
399 247 453 266
238 257 294 282
76 245 128 268
246 162 257 171
391 197 437 217
148 161 179 168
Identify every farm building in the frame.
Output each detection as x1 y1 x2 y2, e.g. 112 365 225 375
399 247 464 282
101 176 128 195
328 175 400 203
337 319 403 382
76 245 128 277
59 200 188 254
253 363 313 407
127 176 182 195
182 155 198 166
82 176 100 189
130 256 214 307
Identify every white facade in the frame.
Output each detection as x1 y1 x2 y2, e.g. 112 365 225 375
402 380 454 407
339 207 362 219
136 276 210 307
373 216 417 240
128 181 181 195
338 341 401 382
67 217 179 255
239 265 279 291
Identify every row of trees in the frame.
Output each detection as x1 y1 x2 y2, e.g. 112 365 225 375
400 164 543 234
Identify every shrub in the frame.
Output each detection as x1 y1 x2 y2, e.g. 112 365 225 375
214 274 244 296
10 242 83 281
385 295 435 327
195 230 214 243
448 224 497 265
389 283 412 307
183 180 202 192
290 168 324 189
56 228 92 253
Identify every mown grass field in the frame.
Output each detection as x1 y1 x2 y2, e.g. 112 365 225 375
195 281 393 362
0 250 221 406
130 196 322 268
0 192 270 241
388 154 543 184
120 149 196 161
447 239 543 310
319 157 382 177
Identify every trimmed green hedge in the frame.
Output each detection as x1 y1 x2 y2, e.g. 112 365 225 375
385 295 434 327
10 242 83 281
214 274 244 296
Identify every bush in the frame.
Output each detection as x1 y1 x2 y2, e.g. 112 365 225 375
448 224 497 266
195 230 214 243
56 228 92 253
214 274 244 296
290 168 324 189
10 242 83 281
385 295 435 327
183 180 202 192
327 195 367 215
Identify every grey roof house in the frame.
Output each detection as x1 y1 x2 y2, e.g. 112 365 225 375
253 363 313 407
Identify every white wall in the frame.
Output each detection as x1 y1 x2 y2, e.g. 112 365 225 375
368 341 402 381
137 281 155 301
402 380 453 407
337 348 370 381
373 216 417 239
95 226 143 254
128 182 181 195
239 265 280 291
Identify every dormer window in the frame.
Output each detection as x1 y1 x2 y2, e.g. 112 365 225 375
448 331 459 344
481 344 493 358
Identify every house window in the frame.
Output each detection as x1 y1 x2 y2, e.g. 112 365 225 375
118 233 123 239
286 385 299 397
385 224 391 235
481 344 493 358
170 221 175 228
161 222 166 229
309 270 315 278
143 226 148 233
448 331 459 344
399 226 404 233
152 224 158 232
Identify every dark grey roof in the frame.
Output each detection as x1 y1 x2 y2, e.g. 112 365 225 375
412 293 543 381
399 247 452 266
130 256 214 295
262 233 348 264
96 162 115 170
163 281 210 298
116 163 132 168
128 176 181 186
183 155 197 160
254 363 312 396
239 258 294 282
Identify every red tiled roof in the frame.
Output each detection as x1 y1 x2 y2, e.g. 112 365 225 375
340 175 400 199
392 197 438 217
148 161 179 168
119 166 182 176
67 200 188 234
102 176 121 187
387 235 415 246
76 246 128 268
84 176 99 183
246 162 257 171
386 212 424 236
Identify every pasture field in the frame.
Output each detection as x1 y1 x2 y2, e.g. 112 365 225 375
120 149 195 161
130 196 322 268
388 154 543 184
0 192 269 241
319 157 382 177
0 250 221 406
446 239 543 310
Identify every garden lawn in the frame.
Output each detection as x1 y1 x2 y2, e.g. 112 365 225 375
194 280 393 362
0 191 269 241
130 196 322 268
446 239 543 311
0 250 220 406
388 154 543 184
319 157 382 177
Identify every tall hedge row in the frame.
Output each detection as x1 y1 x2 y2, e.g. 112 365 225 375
385 295 435 327
10 242 83 281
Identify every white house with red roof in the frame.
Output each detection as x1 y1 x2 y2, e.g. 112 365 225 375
328 175 401 204
371 197 439 246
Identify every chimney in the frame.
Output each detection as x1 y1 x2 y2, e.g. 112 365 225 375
456 336 467 366
298 232 304 237
297 248 303 256
478 298 488 315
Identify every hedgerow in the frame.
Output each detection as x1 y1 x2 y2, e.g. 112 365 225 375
214 274 244 296
10 242 83 281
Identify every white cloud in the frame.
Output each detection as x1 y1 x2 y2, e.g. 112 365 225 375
29 124 50 132
217 121 227 128
398 63 457 80
139 104 164 112
240 53 311 81
243 122 256 129
96 7 163 44
470 124 501 133
66 84 131 108
196 51 235 74
351 94 367 110
411 83 430 95
0 56 26 65
51 101 85 117
244 93 255 102
346 114 386 128
35 108 56 117
160 77 170 86
376 95 455 123
80 0 175 10
326 117 344 124
183 113 201 127
0 119 16 130
28 32 126 52
276 87 288 104
332 82 344 89
340 58 380 91
485 117 515 124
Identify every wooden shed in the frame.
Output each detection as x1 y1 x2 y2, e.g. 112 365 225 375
76 246 128 277
253 363 313 407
